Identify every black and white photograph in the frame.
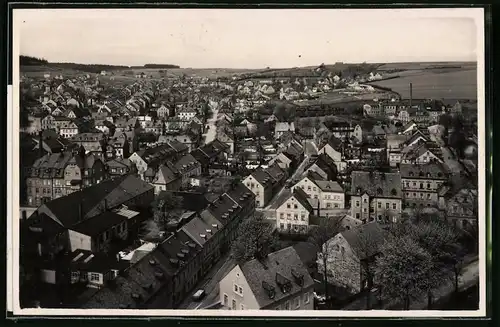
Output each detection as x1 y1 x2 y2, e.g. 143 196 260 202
8 6 486 317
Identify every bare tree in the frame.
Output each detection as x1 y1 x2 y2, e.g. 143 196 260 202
308 216 344 303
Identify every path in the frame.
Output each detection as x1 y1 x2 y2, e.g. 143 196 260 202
203 106 220 145
177 253 236 310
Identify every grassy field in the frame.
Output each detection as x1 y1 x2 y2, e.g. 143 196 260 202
370 67 477 100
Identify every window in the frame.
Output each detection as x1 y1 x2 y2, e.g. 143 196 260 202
386 203 389 209
427 183 431 189
285 301 290 310
280 223 284 229
239 286 243 294
356 201 360 207
377 202 381 209
363 198 367 203
294 204 298 209
90 273 100 282
232 299 237 310
287 213 291 219
427 193 431 199
392 203 397 210
304 292 310 304
294 296 300 308
356 213 360 219
287 204 291 209
294 214 298 220
234 284 238 292
280 213 284 219
363 208 367 213
223 294 228 306
301 213 305 221
327 203 331 208
313 187 317 191
240 304 245 310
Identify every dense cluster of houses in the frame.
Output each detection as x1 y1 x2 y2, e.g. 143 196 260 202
19 68 478 311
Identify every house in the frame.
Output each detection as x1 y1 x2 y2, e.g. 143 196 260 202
176 107 197 121
216 128 235 154
218 246 314 310
173 154 202 186
156 104 172 118
160 133 199 152
401 142 444 165
317 137 347 173
242 164 286 208
37 249 126 289
112 130 138 155
106 158 137 178
190 140 230 174
445 188 478 230
151 163 181 194
400 163 449 209
350 171 402 223
22 175 154 259
274 122 295 139
305 154 338 181
41 114 56 131
268 152 295 171
128 144 179 178
57 120 79 139
70 133 106 155
95 120 116 136
275 188 314 234
291 173 345 210
386 134 408 167
317 222 386 294
25 151 106 207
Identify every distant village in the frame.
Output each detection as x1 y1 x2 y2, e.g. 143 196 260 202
19 64 479 311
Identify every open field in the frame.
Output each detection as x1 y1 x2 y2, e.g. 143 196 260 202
369 68 477 100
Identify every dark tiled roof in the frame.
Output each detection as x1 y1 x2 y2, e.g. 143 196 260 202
292 188 314 213
40 175 153 229
350 171 402 198
399 162 448 180
71 211 127 236
240 246 314 309
340 222 386 259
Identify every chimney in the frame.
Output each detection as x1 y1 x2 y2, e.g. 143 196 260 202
409 83 413 108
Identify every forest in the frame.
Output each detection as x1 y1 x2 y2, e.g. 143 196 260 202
20 55 180 72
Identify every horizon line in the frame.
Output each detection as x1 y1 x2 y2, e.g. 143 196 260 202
20 55 478 71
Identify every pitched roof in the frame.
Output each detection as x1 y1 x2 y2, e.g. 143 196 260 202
314 180 344 193
340 222 386 259
350 171 402 198
292 188 314 213
39 175 153 229
239 246 314 309
70 211 127 236
399 162 448 180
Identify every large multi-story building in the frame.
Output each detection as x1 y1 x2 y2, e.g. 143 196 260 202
25 151 106 207
400 162 449 209
350 171 402 223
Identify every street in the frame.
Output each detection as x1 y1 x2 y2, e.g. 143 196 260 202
177 253 236 310
203 106 220 145
341 258 479 310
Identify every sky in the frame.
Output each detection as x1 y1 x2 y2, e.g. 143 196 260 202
15 8 481 69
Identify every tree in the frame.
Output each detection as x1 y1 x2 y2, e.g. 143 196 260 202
308 216 344 303
231 212 279 263
407 220 461 308
151 192 184 230
374 236 435 310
